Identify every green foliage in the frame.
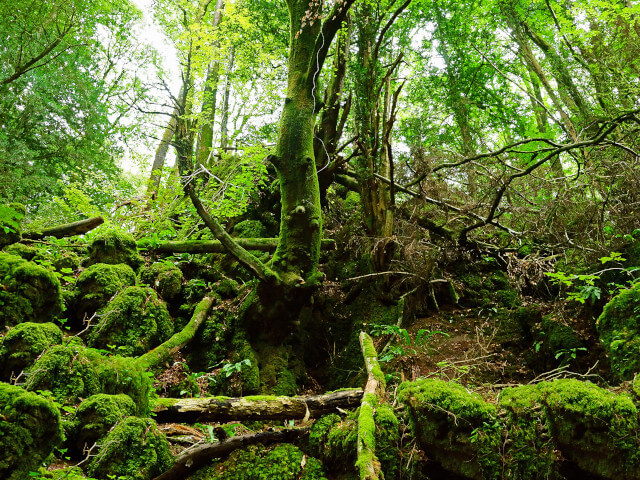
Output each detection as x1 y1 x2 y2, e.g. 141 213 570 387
0 322 63 379
0 382 64 480
597 282 640 379
87 286 173 357
190 443 326 480
87 417 173 480
371 324 449 362
0 204 25 246
0 253 64 327
232 219 267 238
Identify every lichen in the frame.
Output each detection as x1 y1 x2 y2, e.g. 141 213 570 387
87 286 173 357
0 252 64 327
190 443 327 480
0 382 63 480
72 262 136 324
0 321 63 379
67 393 137 454
139 262 183 301
597 282 640 379
87 416 173 480
84 228 143 270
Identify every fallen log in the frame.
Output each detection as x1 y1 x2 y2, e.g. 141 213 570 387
152 389 363 424
22 216 104 240
357 332 386 480
139 238 336 254
152 427 309 480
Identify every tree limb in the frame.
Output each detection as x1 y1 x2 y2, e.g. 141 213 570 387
21 216 104 240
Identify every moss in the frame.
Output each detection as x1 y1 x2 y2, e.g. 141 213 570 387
140 262 183 301
597 282 640 379
215 277 240 299
373 403 399 479
24 340 152 412
0 382 63 480
68 394 137 453
534 316 583 367
397 378 500 480
188 308 229 373
87 286 173 357
72 263 136 323
4 242 37 260
232 219 267 238
498 384 560 479
35 466 98 479
539 379 640 478
495 289 521 308
0 253 64 327
256 343 304 396
191 443 327 480
0 322 63 379
87 416 173 480
85 228 143 270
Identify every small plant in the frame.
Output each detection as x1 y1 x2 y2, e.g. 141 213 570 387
221 358 252 378
554 347 587 364
372 325 449 362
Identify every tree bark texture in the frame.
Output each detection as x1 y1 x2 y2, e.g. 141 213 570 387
152 389 363 423
22 216 104 240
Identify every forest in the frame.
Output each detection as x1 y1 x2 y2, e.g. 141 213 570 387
1 0 640 478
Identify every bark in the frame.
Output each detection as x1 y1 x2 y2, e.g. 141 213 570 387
139 238 335 254
22 216 104 240
152 428 309 480
152 389 363 423
147 98 180 201
219 47 235 152
136 296 215 370
195 0 225 168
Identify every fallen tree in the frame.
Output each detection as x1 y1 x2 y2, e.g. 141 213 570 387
152 389 363 423
138 238 336 254
152 428 309 480
22 216 104 240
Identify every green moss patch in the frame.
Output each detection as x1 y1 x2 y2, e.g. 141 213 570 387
87 417 173 480
85 228 143 270
24 340 152 412
68 394 137 453
87 286 173 357
140 262 183 301
190 443 326 480
0 382 63 480
0 253 63 327
72 263 136 323
0 322 63 379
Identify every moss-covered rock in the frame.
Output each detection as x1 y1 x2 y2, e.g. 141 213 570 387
539 379 640 479
85 228 143 270
597 282 640 379
0 203 25 248
72 263 136 323
397 378 501 480
87 417 173 480
187 308 229 374
24 339 152 412
68 394 137 453
3 242 37 260
232 219 268 238
140 262 183 301
0 253 64 327
398 378 640 480
0 322 63 379
0 382 63 480
190 443 327 480
87 286 173 357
